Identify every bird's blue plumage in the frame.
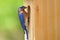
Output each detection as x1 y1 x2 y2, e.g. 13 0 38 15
18 13 26 30
18 13 28 39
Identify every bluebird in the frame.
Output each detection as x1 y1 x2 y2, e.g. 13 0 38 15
18 6 28 40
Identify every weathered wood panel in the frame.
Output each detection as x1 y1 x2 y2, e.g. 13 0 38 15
24 0 60 40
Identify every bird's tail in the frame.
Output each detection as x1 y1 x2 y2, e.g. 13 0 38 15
25 29 28 40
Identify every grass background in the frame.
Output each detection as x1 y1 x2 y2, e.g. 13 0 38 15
0 0 24 40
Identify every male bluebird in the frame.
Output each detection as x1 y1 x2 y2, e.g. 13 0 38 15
18 6 28 40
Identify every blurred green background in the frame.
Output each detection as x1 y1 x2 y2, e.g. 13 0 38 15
0 0 24 40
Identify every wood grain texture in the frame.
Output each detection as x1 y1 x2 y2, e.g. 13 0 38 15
24 0 60 40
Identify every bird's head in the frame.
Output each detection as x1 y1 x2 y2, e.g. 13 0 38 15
18 6 27 12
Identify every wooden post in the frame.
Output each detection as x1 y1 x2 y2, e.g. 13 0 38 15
24 0 60 40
